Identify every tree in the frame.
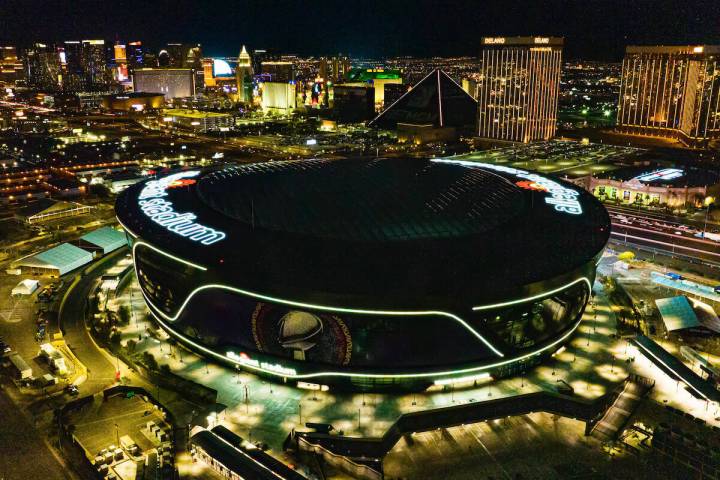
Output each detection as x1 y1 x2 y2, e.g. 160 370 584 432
126 339 137 354
142 352 158 371
109 331 122 350
118 306 131 325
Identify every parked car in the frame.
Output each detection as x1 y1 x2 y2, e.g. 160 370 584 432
65 385 79 396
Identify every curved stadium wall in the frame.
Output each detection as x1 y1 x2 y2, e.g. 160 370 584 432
117 158 610 391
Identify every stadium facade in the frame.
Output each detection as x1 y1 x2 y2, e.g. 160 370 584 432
116 158 610 390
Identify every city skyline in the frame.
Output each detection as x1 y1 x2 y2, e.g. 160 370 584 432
1 0 718 60
2 3 720 479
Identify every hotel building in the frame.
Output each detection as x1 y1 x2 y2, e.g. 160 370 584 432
477 37 563 143
617 45 720 147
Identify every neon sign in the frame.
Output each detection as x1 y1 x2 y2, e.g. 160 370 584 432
432 159 583 215
633 168 684 183
226 351 297 376
138 171 226 245
484 37 506 44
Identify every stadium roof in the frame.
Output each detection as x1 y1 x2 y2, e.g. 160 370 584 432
16 243 93 276
80 226 126 254
117 158 610 306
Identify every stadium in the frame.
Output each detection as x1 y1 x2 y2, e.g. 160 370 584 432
115 158 610 391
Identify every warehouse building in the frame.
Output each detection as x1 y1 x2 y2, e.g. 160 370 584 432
15 243 93 277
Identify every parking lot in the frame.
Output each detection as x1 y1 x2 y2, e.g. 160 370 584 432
0 275 58 381
67 393 170 459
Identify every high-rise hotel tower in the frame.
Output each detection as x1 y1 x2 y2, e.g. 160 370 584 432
477 37 563 143
617 45 720 147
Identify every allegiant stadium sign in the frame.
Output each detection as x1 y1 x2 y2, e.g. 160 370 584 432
431 159 583 215
138 171 227 245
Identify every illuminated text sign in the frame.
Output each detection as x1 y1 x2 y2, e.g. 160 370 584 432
138 171 226 245
226 351 297 376
432 159 583 215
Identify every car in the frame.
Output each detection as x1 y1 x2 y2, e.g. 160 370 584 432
65 385 79 396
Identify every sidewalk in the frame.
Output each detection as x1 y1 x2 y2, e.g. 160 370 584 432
112 277 632 450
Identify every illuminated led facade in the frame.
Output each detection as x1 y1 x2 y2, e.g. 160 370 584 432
133 68 195 99
24 43 62 90
0 46 24 87
235 45 253 103
261 81 296 113
477 37 563 143
319 56 351 83
116 158 609 391
617 45 720 147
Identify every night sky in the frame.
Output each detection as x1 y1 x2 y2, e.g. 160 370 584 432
1 0 718 60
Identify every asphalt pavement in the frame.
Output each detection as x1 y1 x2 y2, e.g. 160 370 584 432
0 386 70 480
57 250 126 397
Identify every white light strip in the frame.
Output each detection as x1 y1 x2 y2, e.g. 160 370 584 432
145 301 586 380
133 240 207 271
473 277 592 311
134 240 502 356
437 70 444 127
434 372 490 386
116 216 138 239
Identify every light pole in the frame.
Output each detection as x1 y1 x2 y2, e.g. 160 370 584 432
703 196 715 235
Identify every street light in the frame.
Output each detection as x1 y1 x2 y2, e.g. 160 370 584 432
703 196 715 235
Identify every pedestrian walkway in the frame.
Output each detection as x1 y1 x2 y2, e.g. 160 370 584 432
591 376 654 441
112 277 634 451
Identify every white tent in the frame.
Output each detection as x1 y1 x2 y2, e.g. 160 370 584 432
11 279 39 296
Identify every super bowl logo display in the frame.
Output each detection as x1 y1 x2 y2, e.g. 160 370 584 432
251 303 352 366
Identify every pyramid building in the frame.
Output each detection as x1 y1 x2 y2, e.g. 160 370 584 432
369 69 477 130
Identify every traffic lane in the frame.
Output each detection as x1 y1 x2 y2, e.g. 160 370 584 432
611 225 720 262
610 221 720 248
606 205 720 232
58 254 126 396
0 387 70 480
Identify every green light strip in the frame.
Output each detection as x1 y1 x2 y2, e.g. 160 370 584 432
144 298 586 380
127 239 593 380
472 277 592 311
119 222 208 271
132 240 503 356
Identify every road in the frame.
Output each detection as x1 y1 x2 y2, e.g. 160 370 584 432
0 386 70 480
57 250 125 396
607 205 720 267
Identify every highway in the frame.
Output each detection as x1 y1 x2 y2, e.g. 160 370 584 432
606 204 720 267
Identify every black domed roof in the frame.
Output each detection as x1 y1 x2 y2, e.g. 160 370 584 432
196 159 525 241
116 157 610 308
